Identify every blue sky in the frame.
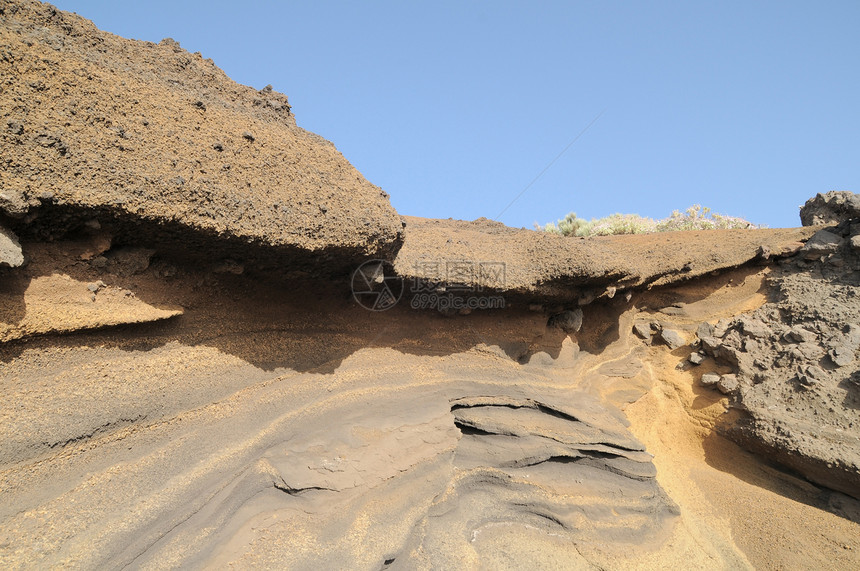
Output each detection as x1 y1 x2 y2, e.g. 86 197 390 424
51 1 859 229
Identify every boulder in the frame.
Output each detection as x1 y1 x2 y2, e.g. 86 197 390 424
800 230 843 259
660 329 685 350
800 191 860 226
0 1 403 274
717 374 739 395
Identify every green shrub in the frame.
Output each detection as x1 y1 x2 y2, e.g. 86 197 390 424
540 205 759 237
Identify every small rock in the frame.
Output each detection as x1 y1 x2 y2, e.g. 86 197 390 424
633 322 653 340
689 352 705 365
716 345 742 367
721 329 743 350
106 248 155 276
739 317 771 339
0 225 24 267
849 235 860 252
785 326 817 344
805 365 826 379
700 373 721 387
754 358 771 370
548 309 583 334
86 281 105 293
0 189 29 218
605 286 616 299
717 374 739 394
242 131 255 142
660 329 685 350
213 142 224 152
159 37 181 49
830 345 855 367
696 321 715 340
700 336 721 356
800 229 843 259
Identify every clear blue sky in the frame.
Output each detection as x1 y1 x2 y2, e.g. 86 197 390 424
51 1 859 229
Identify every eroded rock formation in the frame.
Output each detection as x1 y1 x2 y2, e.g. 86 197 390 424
1 1 858 569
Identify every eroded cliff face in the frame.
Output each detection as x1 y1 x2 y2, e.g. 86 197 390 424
0 0 403 275
1 1 858 569
2 224 859 569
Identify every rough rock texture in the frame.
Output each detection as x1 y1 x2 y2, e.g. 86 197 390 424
0 0 403 273
695 216 860 498
800 191 860 226
0 224 23 266
1 2 859 569
395 216 815 301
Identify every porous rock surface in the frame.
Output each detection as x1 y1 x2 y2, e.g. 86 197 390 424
0 0 403 273
695 205 860 498
800 190 860 227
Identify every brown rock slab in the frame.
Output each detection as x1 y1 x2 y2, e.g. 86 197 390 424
0 0 402 272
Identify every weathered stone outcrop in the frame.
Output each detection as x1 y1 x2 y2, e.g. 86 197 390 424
693 199 860 499
0 0 403 275
800 190 860 226
395 216 815 301
1 1 858 569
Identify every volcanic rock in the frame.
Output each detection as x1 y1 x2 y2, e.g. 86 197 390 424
800 191 860 226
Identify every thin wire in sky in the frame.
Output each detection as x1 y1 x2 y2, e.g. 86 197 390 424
493 108 606 222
